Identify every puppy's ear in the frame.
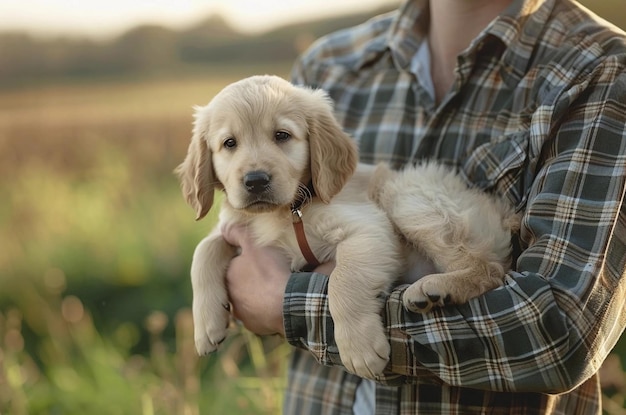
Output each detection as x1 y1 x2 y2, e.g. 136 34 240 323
175 110 215 220
307 90 358 203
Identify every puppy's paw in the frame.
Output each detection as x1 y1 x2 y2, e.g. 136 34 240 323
403 267 506 313
335 315 390 379
403 275 455 313
193 299 231 355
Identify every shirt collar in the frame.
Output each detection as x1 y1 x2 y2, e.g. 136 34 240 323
385 0 429 70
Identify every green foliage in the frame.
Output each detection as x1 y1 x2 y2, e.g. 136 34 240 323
0 299 289 414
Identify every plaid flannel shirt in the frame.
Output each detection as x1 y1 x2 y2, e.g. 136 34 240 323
281 0 626 413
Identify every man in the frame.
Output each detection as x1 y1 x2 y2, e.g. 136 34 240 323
224 0 626 413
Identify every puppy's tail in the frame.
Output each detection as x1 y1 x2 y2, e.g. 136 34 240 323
503 211 522 234
368 163 394 208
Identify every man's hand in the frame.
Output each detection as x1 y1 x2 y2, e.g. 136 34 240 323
222 224 291 337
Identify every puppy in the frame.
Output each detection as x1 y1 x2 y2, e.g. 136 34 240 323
176 75 518 379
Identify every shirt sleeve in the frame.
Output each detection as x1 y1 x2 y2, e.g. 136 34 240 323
283 59 626 393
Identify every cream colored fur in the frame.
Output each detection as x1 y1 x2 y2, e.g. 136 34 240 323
369 163 520 312
176 75 518 379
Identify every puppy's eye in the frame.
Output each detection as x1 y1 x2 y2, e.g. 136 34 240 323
275 131 291 143
223 137 237 149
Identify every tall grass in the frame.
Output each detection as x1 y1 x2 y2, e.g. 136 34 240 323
0 67 291 414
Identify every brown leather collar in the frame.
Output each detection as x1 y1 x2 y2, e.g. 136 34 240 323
291 208 321 269
291 184 320 270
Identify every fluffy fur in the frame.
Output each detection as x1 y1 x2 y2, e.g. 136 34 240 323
176 75 518 379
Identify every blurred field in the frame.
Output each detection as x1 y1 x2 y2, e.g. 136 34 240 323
0 65 292 414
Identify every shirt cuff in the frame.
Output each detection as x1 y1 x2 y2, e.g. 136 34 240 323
283 272 342 366
284 272 326 345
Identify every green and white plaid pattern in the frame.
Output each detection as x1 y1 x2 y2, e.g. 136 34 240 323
282 0 626 413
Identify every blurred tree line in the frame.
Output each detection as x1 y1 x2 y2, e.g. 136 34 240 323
0 11 387 88
1 0 623 89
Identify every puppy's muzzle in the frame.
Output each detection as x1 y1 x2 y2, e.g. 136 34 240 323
244 170 271 194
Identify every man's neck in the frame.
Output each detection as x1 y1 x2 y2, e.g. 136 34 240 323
428 0 512 103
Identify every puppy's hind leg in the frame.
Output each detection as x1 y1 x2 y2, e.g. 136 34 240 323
403 261 505 313
373 163 513 312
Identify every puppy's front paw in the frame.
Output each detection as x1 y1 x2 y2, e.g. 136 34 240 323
335 315 390 379
193 299 231 355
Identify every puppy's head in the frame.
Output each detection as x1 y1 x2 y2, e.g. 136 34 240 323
175 75 357 220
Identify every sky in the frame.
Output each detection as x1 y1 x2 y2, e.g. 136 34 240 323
0 0 398 40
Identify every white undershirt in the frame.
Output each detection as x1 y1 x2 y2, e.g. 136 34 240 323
352 39 434 415
353 376 376 414
411 38 436 100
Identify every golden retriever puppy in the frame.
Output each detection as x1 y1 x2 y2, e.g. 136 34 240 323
176 75 518 379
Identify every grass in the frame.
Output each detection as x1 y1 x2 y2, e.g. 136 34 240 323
0 66 292 414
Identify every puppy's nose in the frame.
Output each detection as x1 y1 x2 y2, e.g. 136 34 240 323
244 171 271 194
